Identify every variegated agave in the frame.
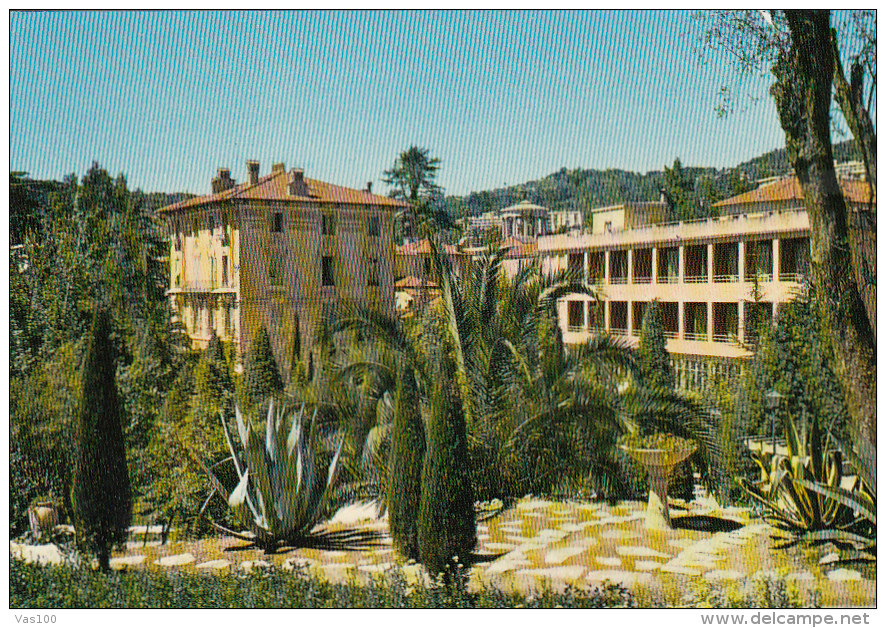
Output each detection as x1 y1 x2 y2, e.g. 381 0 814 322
203 399 344 549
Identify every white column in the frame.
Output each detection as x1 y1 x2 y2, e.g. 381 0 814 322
651 247 658 283
707 302 714 341
677 244 686 283
627 249 634 284
738 240 746 283
707 243 714 282
604 250 611 284
772 238 781 282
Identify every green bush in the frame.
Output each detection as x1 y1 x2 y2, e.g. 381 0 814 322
241 325 284 412
418 382 476 580
10 341 83 536
387 369 425 560
71 310 132 571
9 556 636 609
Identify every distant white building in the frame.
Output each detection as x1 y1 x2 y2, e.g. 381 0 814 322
549 209 583 233
539 178 875 389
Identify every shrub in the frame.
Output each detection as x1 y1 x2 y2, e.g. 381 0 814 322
418 382 476 580
638 299 674 390
71 309 132 571
241 325 283 411
9 556 636 608
387 369 425 560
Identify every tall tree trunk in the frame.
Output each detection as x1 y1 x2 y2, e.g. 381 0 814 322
831 28 877 194
771 10 877 466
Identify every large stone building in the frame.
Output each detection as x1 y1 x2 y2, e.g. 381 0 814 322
539 178 875 389
159 161 405 377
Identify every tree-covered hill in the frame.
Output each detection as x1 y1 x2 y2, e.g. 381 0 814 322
442 139 861 222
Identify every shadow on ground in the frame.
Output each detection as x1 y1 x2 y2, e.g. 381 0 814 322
225 528 388 554
672 515 744 533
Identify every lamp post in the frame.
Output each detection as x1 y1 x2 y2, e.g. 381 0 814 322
765 389 784 455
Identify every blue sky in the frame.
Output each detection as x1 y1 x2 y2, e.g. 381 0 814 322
11 10 793 196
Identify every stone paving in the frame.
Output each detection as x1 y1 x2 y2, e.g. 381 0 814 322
9 496 875 607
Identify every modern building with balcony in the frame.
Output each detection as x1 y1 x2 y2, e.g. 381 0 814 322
539 178 875 389
159 160 404 378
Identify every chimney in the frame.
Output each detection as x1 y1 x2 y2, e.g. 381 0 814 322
212 167 235 194
289 168 308 197
246 160 260 185
272 162 286 174
366 181 373 194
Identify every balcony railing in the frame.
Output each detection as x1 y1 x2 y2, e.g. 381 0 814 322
170 280 236 292
610 327 628 336
779 272 805 283
713 274 740 283
610 276 628 285
684 275 707 284
712 333 738 344
746 273 773 283
683 331 708 341
567 325 585 333
657 275 679 284
632 275 652 284
663 330 679 339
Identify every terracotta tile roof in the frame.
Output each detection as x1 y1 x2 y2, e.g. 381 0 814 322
396 239 463 256
714 177 876 208
158 169 407 213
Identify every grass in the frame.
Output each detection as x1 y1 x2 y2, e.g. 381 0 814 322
10 555 636 609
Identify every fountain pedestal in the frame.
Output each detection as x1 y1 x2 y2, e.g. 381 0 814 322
622 445 696 531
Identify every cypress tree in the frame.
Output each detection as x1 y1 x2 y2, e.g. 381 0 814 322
71 309 131 571
387 368 425 561
638 299 675 390
241 325 283 411
418 381 476 581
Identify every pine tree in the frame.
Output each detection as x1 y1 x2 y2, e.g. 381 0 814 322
387 369 425 560
241 325 283 411
418 382 476 582
71 309 131 571
638 300 674 390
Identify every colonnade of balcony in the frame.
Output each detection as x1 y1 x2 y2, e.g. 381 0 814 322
563 236 809 286
565 298 774 345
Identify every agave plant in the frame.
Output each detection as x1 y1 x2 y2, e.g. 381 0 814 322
202 399 344 550
791 436 876 554
739 411 858 540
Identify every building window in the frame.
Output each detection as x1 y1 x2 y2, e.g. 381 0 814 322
632 248 653 284
209 304 215 334
588 252 605 283
368 257 379 286
684 302 708 341
322 256 335 286
272 212 283 234
610 250 628 284
685 244 708 283
209 215 217 232
368 215 380 236
587 301 604 331
568 253 584 280
657 247 679 283
610 301 628 334
322 213 335 236
423 257 432 276
174 258 181 287
268 252 283 285
222 255 229 287
568 301 584 332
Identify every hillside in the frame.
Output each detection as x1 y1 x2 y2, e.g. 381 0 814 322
442 139 861 220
